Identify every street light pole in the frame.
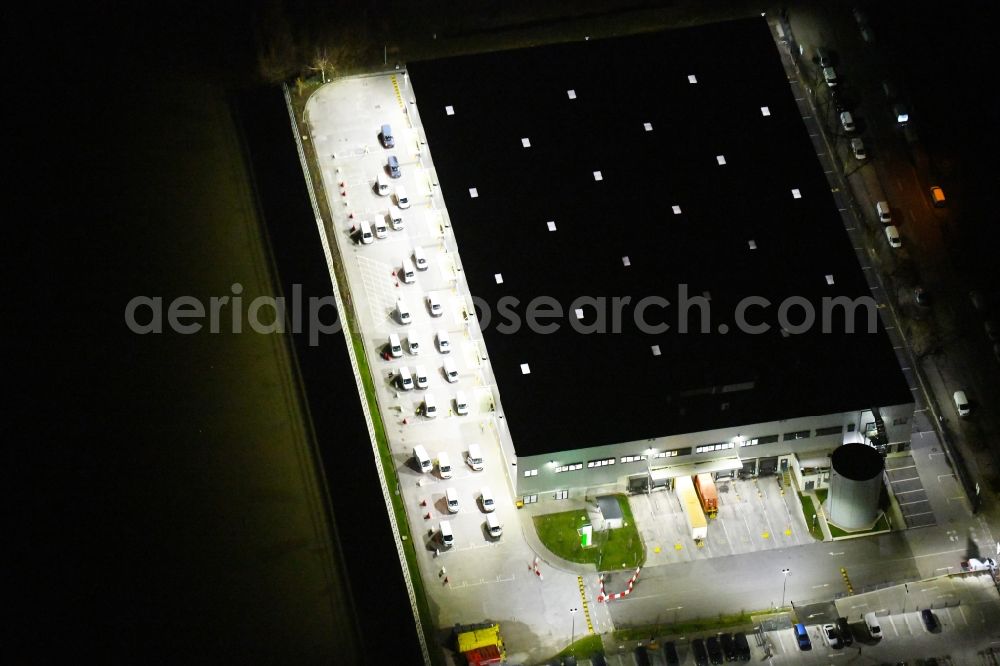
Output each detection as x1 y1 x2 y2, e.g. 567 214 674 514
781 568 791 608
570 607 578 646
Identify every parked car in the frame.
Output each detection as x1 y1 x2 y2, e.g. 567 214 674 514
836 618 854 647
840 111 855 132
387 155 401 178
633 645 650 666
720 633 737 662
380 123 394 148
824 624 842 649
953 390 971 417
794 623 812 651
914 286 930 307
930 186 946 207
885 225 902 248
706 636 724 664
733 632 751 661
892 103 909 125
851 137 866 160
921 609 939 632
823 67 838 87
864 612 882 641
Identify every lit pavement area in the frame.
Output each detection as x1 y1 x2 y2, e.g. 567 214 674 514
299 17 999 662
304 74 606 663
632 478 811 565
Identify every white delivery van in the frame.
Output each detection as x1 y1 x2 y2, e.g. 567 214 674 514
885 225 901 248
414 365 428 389
455 390 469 416
413 445 432 473
397 366 413 390
876 201 891 224
436 329 450 353
443 357 459 383
408 334 421 356
395 185 410 209
480 487 495 512
388 205 404 231
864 612 882 641
413 245 428 270
467 443 484 471
445 487 460 513
401 257 416 284
424 392 437 418
376 173 391 196
428 292 443 317
822 66 838 87
396 298 411 325
359 220 374 244
439 520 454 548
953 390 970 416
373 217 388 239
485 512 502 539
388 333 403 357
437 451 452 479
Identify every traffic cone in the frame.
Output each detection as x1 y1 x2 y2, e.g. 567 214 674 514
402 418 408 425
443 577 449 584
421 499 427 506
424 512 430 519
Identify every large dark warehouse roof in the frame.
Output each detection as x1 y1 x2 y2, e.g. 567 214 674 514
408 17 913 457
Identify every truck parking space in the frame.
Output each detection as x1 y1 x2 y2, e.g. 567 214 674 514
885 454 936 528
632 477 810 565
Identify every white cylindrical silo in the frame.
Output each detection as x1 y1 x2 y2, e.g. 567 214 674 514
825 443 883 530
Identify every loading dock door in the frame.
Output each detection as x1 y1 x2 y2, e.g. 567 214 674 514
628 474 648 493
758 456 779 476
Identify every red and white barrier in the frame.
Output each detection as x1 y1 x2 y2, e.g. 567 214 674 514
597 567 641 602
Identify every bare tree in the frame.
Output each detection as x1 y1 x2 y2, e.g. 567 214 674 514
309 49 333 84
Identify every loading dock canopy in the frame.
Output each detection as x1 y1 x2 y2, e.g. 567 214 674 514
796 452 833 469
649 457 743 482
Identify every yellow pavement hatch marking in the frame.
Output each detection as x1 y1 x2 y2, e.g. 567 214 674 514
653 546 661 553
390 75 404 109
840 567 854 595
784 528 792 536
675 543 683 550
762 531 770 539
576 576 595 634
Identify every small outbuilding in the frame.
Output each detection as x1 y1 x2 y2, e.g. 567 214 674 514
596 496 624 530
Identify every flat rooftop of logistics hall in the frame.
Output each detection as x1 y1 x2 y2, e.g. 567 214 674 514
407 17 912 457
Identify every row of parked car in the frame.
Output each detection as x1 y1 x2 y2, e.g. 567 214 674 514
634 632 752 665
413 440 491 550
